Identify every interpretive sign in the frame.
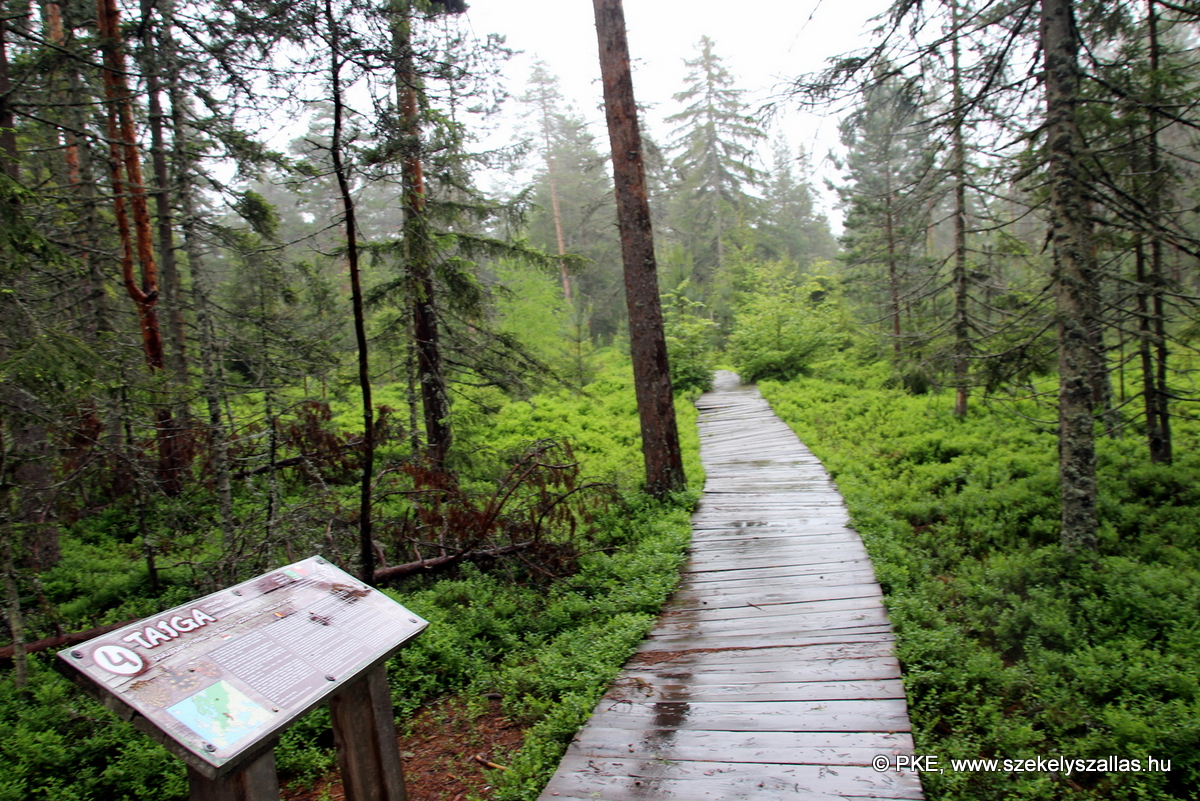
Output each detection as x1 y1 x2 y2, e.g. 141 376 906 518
58 556 427 779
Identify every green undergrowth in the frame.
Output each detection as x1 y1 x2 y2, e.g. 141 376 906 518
385 491 696 800
1 365 701 800
760 359 1200 801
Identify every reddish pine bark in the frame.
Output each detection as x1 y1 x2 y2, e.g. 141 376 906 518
593 0 685 497
394 3 451 473
96 0 185 495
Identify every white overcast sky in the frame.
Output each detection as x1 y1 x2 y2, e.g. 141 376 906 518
460 0 894 222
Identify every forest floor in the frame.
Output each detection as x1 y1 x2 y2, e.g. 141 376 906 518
281 696 525 801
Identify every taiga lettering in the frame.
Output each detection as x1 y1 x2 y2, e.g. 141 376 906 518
121 608 218 650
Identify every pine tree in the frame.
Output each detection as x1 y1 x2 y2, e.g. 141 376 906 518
519 66 622 343
594 0 685 497
521 61 575 302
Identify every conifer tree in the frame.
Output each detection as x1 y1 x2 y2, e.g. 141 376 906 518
836 67 939 360
758 139 837 268
594 0 685 497
520 66 622 342
522 61 575 302
665 36 764 288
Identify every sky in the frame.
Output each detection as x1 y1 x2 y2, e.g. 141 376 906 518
459 0 894 223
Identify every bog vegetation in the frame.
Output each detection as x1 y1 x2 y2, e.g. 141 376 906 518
4 0 1200 799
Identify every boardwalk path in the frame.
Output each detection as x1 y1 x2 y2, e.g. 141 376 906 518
538 372 923 800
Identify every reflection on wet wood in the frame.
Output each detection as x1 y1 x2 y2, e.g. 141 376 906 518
538 371 923 800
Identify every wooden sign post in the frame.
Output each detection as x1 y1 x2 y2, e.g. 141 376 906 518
58 556 426 801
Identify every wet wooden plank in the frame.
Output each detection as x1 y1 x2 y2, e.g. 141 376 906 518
639 626 898 653
651 609 891 640
602 678 907 704
670 579 885 604
681 565 879 587
677 563 881 584
536 373 920 800
544 757 923 800
631 638 900 666
658 595 887 624
679 574 880 598
692 515 855 527
686 551 873 568
575 698 912 732
667 582 883 606
565 728 916 764
689 530 857 545
686 543 867 559
621 659 904 685
628 666 902 686
628 651 901 676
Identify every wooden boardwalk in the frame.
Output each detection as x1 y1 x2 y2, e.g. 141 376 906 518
538 372 923 800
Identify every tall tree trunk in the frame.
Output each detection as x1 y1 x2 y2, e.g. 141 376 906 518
1089 308 1117 436
141 0 193 487
548 161 572 303
1041 0 1098 551
47 0 121 501
96 0 184 495
883 181 902 358
165 11 236 553
1135 240 1165 458
2 18 61 572
0 15 19 182
393 1 451 473
534 100 573 302
1145 0 1171 463
140 6 188 386
949 0 970 418
593 0 685 497
327 0 376 585
45 0 112 337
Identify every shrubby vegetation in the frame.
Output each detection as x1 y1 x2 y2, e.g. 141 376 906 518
761 359 1200 801
663 290 717 393
389 490 695 799
728 265 843 383
0 361 700 800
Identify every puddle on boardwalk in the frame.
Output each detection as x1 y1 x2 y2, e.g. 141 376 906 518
650 699 692 730
622 701 693 797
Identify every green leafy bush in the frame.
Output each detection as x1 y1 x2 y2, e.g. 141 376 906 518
760 368 1200 801
384 491 696 798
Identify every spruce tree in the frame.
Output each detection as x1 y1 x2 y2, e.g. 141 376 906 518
835 67 939 362
665 36 765 289
758 139 837 268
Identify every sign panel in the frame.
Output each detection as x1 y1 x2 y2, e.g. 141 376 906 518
58 556 427 777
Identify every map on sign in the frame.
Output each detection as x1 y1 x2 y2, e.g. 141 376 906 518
58 556 427 777
167 680 274 749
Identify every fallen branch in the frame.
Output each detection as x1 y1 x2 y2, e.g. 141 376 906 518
0 618 136 667
373 542 534 584
232 440 362 479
